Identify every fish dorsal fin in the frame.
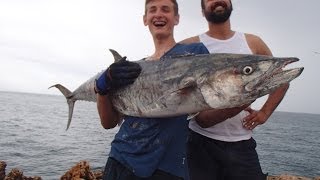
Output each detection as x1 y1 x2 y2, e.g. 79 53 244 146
109 49 123 62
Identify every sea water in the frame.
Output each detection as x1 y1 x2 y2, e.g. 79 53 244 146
0 91 319 179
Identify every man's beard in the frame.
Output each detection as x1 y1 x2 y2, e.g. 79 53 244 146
204 3 233 24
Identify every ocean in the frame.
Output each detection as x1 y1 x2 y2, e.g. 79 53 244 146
0 91 319 179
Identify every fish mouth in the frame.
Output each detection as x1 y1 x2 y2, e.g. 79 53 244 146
245 57 304 94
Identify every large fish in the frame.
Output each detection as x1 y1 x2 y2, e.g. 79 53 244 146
50 49 304 129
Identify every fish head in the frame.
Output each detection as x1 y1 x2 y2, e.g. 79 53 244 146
200 54 304 108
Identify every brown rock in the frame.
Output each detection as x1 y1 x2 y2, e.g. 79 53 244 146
2 160 320 180
0 161 7 180
2 166 41 180
0 166 42 180
92 170 103 180
4 168 24 180
60 161 97 180
267 174 313 180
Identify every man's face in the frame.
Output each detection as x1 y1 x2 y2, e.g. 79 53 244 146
202 0 233 24
143 0 179 38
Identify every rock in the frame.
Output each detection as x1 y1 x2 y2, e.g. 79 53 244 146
4 168 42 180
0 161 7 180
0 163 41 180
267 174 316 180
1 160 320 180
92 170 103 180
60 161 102 180
5 168 24 180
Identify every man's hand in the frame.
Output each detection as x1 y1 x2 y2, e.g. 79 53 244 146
95 57 142 95
242 107 269 130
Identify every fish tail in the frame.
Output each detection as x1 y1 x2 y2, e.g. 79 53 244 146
49 84 75 130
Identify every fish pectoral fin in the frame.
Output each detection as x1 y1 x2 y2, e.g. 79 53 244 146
152 78 198 107
117 117 124 126
177 77 198 95
187 112 200 120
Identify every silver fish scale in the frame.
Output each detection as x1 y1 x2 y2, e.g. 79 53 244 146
112 54 240 117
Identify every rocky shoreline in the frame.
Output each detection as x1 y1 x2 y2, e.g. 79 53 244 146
1 160 319 180
0 161 103 180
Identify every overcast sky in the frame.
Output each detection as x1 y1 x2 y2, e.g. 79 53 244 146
0 0 319 114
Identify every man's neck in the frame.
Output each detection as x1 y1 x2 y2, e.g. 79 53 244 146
148 37 176 60
206 20 235 40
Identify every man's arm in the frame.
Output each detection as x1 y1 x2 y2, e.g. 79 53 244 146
195 104 251 128
183 34 289 129
242 34 289 130
95 57 142 129
97 94 121 129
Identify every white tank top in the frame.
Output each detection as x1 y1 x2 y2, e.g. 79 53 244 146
189 32 253 142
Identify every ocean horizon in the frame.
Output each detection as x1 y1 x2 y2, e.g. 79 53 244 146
0 91 319 179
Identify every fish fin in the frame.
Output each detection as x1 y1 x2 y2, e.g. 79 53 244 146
109 49 123 62
49 84 75 130
117 114 124 126
187 112 199 120
178 77 197 95
117 119 123 126
66 99 75 130
49 84 72 98
154 77 198 106
182 77 197 87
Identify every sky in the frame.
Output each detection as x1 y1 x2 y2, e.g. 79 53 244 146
0 0 319 114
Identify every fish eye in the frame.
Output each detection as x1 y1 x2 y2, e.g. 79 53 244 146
243 66 253 75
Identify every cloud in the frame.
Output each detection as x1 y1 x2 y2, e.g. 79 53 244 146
0 0 319 114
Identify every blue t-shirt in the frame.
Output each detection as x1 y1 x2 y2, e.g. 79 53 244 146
109 43 209 178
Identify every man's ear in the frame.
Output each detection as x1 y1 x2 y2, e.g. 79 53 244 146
174 14 180 25
143 15 147 26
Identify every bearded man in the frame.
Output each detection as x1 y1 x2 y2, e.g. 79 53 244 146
181 0 289 179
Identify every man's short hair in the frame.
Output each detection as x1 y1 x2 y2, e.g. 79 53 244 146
145 0 179 15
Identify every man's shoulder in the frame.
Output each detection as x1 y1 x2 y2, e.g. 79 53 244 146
179 36 200 44
244 33 272 55
244 33 263 45
174 42 209 54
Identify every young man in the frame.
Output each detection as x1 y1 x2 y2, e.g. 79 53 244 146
182 0 289 179
95 0 208 179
